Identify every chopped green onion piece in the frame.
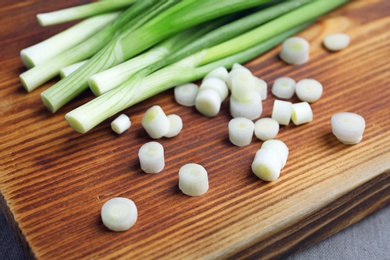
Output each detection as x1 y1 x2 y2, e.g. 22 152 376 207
230 92 263 120
141 105 170 139
254 77 268 100
272 100 292 125
204 67 229 83
323 33 350 51
291 102 313 125
165 114 183 138
295 78 323 103
228 117 255 147
174 83 199 107
279 36 310 65
37 0 136 26
261 139 289 168
195 88 222 117
230 69 256 102
111 114 131 134
272 77 296 99
200 77 228 101
138 141 165 174
178 163 209 196
331 112 365 144
252 148 282 181
101 197 137 232
254 118 279 141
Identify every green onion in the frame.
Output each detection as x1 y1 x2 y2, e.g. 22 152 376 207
65 24 308 133
40 0 273 112
89 0 313 96
65 0 348 133
20 0 163 92
21 12 120 68
37 0 136 26
88 20 226 96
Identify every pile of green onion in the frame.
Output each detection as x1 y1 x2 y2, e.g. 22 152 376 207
20 0 349 133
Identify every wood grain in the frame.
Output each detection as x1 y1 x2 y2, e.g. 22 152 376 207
0 1 389 259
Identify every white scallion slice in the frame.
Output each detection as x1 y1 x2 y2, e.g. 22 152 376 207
174 83 199 107
271 100 292 125
230 91 262 120
228 117 255 147
138 141 165 174
271 77 296 99
200 77 228 100
178 163 209 196
101 197 137 232
227 63 251 90
232 63 251 72
252 148 282 181
291 102 313 125
141 105 169 139
254 77 268 100
254 118 279 141
164 114 183 138
323 33 350 51
204 67 229 83
279 36 310 65
261 139 289 168
331 112 365 144
111 114 131 134
295 78 323 103
195 88 222 117
230 69 256 102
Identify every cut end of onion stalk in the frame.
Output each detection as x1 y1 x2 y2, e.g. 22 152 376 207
291 102 313 125
261 139 289 169
254 117 279 141
254 77 268 101
228 117 255 147
164 114 183 138
200 77 228 101
279 37 310 65
271 100 292 125
251 148 283 181
195 88 222 117
142 105 169 139
331 112 365 144
174 83 199 107
295 78 323 103
230 91 263 120
111 114 131 134
272 77 296 99
138 141 165 174
101 197 138 232
323 33 350 52
230 69 256 102
178 163 209 196
204 66 229 83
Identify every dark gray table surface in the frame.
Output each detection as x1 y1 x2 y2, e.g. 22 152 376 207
1 205 389 259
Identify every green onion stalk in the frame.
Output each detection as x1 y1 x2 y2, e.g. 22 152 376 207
36 0 137 26
89 0 313 96
20 0 164 92
20 12 121 68
88 16 231 96
40 0 274 113
65 0 349 134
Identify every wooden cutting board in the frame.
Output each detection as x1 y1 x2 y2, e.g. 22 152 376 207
1 1 389 259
